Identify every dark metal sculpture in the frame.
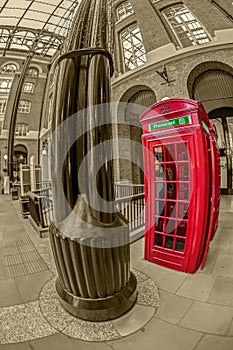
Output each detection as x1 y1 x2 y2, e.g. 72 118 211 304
49 0 137 321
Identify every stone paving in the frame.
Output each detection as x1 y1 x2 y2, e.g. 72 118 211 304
0 195 233 349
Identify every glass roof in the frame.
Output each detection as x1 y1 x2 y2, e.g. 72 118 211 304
0 0 80 56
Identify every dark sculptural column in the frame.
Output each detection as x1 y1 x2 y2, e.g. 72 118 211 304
49 0 137 321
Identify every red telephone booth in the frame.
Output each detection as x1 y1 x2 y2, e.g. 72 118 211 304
140 98 220 273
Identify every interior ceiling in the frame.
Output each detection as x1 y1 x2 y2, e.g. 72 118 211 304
0 0 81 57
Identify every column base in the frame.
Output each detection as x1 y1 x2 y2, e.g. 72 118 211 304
56 271 137 322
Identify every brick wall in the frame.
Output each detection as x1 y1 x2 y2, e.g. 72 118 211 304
111 44 233 182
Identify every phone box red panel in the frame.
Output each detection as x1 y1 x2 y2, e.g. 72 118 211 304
140 98 220 273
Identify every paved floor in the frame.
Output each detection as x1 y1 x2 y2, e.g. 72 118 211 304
0 194 233 349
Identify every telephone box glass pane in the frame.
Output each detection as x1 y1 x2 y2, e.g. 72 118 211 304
155 233 163 247
166 219 176 234
155 182 165 200
154 146 164 163
166 201 176 218
166 144 175 162
165 236 174 250
177 143 188 161
175 238 185 252
155 217 165 232
178 183 189 200
167 182 177 199
177 221 187 237
178 202 189 219
155 163 165 179
178 163 189 181
155 200 165 216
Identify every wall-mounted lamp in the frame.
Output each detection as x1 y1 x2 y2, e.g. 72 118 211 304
41 140 48 156
3 154 7 169
155 65 175 86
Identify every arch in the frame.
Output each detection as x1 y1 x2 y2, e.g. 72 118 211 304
37 36 62 56
209 107 233 119
208 107 233 194
187 61 233 113
187 61 233 98
118 84 156 124
119 84 156 104
14 144 28 154
13 144 28 180
0 61 19 73
117 85 156 184
11 30 36 52
27 64 43 76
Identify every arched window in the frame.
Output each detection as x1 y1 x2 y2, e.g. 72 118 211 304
26 67 39 78
117 1 134 21
120 24 147 71
18 100 31 114
162 4 212 48
0 63 17 74
15 123 29 136
0 80 12 93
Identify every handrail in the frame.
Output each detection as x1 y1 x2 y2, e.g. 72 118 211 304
115 192 145 202
115 192 145 231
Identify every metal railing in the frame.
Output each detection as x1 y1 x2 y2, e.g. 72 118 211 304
32 186 52 199
115 192 145 231
28 183 145 235
114 183 144 199
28 188 53 229
35 181 52 190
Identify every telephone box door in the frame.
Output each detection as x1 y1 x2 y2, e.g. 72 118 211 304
144 135 196 272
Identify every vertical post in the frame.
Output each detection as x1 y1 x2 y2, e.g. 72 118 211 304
7 51 34 181
222 117 232 193
30 156 36 191
49 0 137 321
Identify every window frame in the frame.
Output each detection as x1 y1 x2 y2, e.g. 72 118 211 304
116 1 134 22
26 67 39 78
120 23 147 72
161 3 212 48
0 98 7 114
15 123 29 136
0 79 12 93
23 82 35 94
18 100 31 114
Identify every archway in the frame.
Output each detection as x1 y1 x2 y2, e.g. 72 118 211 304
188 62 233 194
209 108 233 194
118 86 157 184
13 144 27 181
